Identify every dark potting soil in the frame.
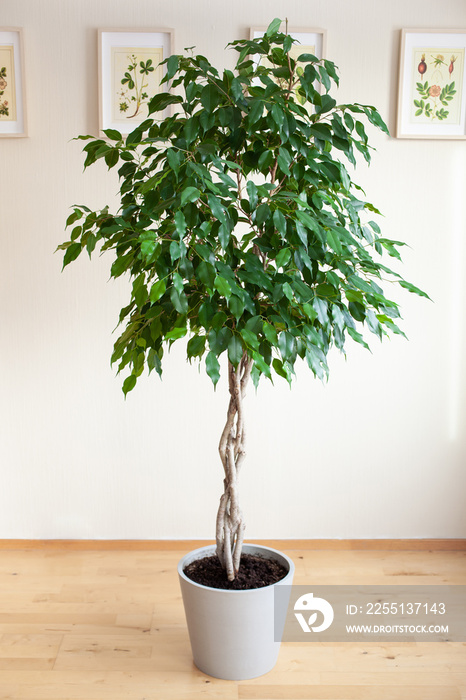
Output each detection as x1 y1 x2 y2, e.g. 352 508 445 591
183 553 288 590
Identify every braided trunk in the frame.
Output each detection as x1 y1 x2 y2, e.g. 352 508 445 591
216 352 253 581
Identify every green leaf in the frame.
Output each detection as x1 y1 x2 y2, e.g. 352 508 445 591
283 34 293 53
103 129 122 141
347 326 370 350
279 331 296 361
273 209 287 237
181 187 201 206
166 325 188 341
219 224 231 249
296 210 320 233
349 301 366 322
255 203 271 226
266 17 282 36
240 328 260 350
313 297 328 325
327 230 342 255
247 180 258 209
122 374 137 396
271 104 285 129
263 321 278 346
214 326 232 352
398 280 430 299
196 261 216 290
205 351 220 387
66 209 83 227
212 311 228 331
277 147 291 173
228 295 245 322
110 253 132 278
272 357 289 381
62 243 82 269
201 84 221 112
345 289 364 303
214 275 232 299
170 241 180 262
187 335 207 359
282 282 293 301
208 194 226 223
174 210 186 237
252 350 271 378
150 279 166 302
172 272 184 295
105 148 120 169
275 247 291 268
228 335 243 366
170 287 188 314
297 52 319 63
303 303 318 321
149 92 183 114
248 99 264 125
305 346 327 381
165 55 179 80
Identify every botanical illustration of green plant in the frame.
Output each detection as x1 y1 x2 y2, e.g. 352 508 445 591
112 47 163 123
413 48 463 122
118 53 154 118
0 65 9 117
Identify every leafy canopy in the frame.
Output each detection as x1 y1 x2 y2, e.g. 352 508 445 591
58 19 428 395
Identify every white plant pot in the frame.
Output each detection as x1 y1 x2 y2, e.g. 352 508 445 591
178 543 295 680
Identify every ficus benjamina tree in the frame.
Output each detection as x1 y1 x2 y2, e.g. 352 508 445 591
58 19 428 581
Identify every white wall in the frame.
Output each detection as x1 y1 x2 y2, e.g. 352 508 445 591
1 0 465 540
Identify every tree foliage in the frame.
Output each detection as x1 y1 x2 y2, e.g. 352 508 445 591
59 20 428 396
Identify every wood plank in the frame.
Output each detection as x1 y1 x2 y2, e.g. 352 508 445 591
54 631 193 672
0 671 239 699
0 658 55 671
275 643 466 672
239 685 460 699
0 539 465 551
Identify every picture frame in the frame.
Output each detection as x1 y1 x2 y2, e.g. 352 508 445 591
98 28 174 136
396 28 466 139
0 27 27 138
250 26 326 62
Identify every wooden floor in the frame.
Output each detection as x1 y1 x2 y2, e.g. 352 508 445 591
0 546 465 699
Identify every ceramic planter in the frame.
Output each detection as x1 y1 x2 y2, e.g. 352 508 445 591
177 543 295 680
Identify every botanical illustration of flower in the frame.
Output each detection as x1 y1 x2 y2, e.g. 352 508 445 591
418 54 427 76
117 54 154 118
413 50 458 121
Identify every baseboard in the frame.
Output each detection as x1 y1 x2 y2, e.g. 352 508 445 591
0 539 465 551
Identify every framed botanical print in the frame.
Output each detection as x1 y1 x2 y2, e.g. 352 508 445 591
98 28 174 136
0 28 27 137
397 29 466 139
